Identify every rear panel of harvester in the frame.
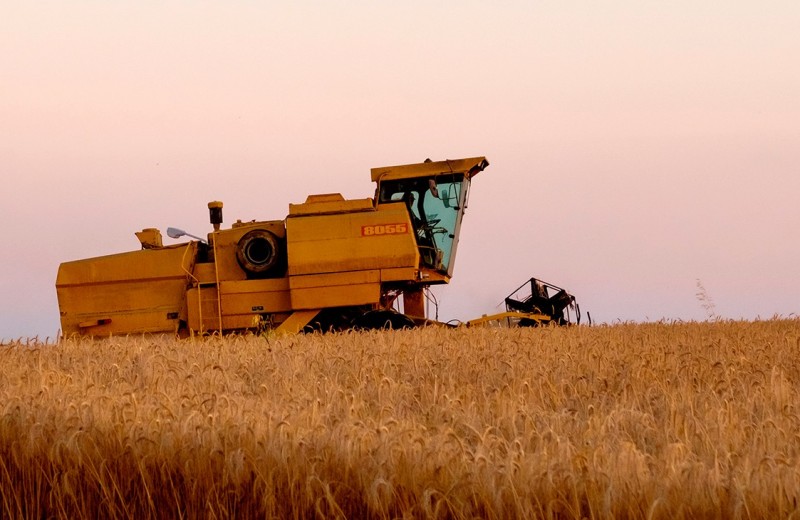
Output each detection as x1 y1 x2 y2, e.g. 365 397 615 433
56 244 197 336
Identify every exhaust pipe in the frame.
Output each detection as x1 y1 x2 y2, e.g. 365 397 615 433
208 201 223 231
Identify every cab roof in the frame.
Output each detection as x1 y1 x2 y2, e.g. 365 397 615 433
370 156 489 183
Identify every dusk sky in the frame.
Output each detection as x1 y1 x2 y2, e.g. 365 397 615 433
2 1 798 340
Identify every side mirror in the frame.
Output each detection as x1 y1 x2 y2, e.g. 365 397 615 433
166 227 208 244
167 227 185 239
441 189 450 208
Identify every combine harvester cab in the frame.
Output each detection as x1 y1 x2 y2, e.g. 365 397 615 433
56 157 491 337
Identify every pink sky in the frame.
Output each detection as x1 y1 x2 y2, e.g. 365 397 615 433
2 1 798 339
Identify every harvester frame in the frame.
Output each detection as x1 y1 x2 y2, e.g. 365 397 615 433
57 157 490 336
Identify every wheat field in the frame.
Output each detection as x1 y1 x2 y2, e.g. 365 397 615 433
1 320 799 519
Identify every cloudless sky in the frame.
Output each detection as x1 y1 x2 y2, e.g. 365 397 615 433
2 1 798 340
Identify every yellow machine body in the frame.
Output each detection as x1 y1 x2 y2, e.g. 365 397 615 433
56 243 198 335
56 157 489 336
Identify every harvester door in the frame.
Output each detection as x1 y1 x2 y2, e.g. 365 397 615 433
418 176 469 275
379 174 471 277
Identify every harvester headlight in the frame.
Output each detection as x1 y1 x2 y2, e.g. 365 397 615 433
166 227 208 244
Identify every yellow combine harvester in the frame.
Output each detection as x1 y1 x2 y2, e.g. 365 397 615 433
56 156 580 337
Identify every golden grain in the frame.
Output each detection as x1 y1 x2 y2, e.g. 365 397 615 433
0 320 799 518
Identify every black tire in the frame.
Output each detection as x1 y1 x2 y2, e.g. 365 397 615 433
353 310 416 331
300 308 364 334
236 229 281 275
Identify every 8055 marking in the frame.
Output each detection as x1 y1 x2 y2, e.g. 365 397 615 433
361 223 409 237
